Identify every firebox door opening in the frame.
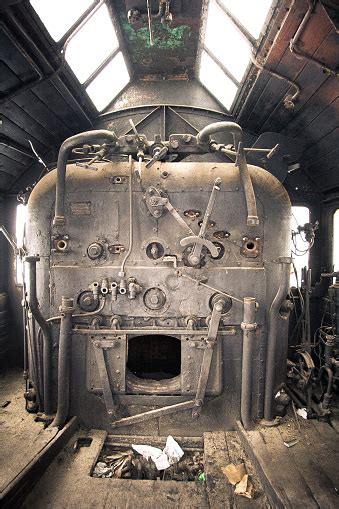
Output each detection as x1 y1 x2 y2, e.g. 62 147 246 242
127 335 181 381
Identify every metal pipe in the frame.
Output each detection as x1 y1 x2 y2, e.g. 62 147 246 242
250 53 300 105
53 130 117 225
318 366 333 411
289 0 339 77
51 297 74 428
197 121 243 150
236 142 259 226
119 155 133 276
25 256 52 415
146 0 153 46
264 260 291 421
241 297 257 430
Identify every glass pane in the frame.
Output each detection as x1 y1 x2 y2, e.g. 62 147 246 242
16 204 28 285
30 0 94 41
333 209 339 272
221 0 273 39
205 1 251 82
86 52 130 111
65 4 119 83
290 206 310 287
199 50 238 110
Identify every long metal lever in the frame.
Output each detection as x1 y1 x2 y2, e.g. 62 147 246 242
192 299 223 418
180 178 221 266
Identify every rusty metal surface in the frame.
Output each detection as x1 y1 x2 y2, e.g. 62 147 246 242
25 155 291 432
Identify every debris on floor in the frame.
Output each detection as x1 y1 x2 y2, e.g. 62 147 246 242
296 408 308 419
92 436 204 481
283 438 299 448
1 400 11 408
132 435 184 470
221 462 246 485
234 473 254 499
222 462 254 499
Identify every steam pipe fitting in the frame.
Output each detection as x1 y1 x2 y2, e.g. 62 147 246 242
51 297 74 428
25 256 52 415
101 278 109 296
236 142 259 226
119 278 127 295
264 260 291 422
111 315 122 329
241 297 257 430
53 130 117 226
111 281 118 301
197 121 243 151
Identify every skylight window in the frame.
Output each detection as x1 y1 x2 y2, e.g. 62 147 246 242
29 0 130 112
220 0 273 39
205 1 251 82
65 4 119 84
30 0 94 41
86 52 129 111
198 0 275 112
199 51 238 110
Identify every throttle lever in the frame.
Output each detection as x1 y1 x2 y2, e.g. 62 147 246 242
145 146 169 169
180 178 221 266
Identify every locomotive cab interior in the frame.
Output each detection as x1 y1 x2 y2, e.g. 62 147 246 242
0 0 338 507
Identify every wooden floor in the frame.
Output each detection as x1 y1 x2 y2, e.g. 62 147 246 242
1 369 339 508
237 417 339 509
0 369 58 493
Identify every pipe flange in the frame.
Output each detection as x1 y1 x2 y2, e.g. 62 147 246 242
241 322 257 331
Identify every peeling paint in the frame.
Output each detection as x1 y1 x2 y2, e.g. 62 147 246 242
121 18 191 51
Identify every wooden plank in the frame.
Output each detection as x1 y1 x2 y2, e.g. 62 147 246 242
225 431 269 508
1 417 78 508
0 153 23 176
32 80 88 133
0 26 37 84
0 114 48 154
260 28 337 134
236 421 318 509
304 146 339 176
283 77 338 137
204 431 233 508
239 0 309 125
313 165 339 191
0 101 55 149
302 127 339 164
13 91 71 142
246 1 333 133
277 424 338 509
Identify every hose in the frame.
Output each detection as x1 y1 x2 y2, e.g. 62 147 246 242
54 130 117 226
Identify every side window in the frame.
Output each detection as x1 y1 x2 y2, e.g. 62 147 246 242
291 206 310 287
333 209 339 272
16 204 28 285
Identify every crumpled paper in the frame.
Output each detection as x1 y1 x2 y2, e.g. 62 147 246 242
132 435 184 470
234 474 254 498
222 463 254 499
221 463 246 485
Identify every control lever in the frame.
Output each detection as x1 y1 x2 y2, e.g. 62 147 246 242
192 298 224 418
180 178 221 266
145 186 196 235
145 145 169 169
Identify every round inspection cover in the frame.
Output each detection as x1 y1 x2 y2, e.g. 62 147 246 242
143 287 166 310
